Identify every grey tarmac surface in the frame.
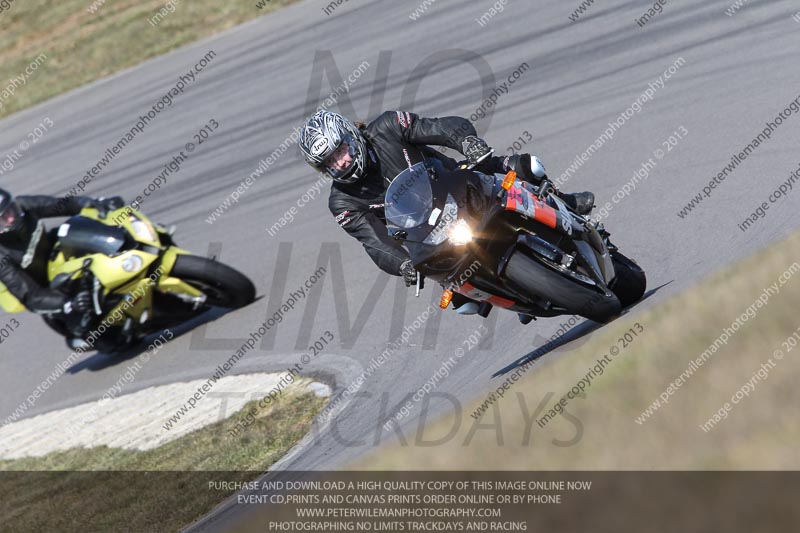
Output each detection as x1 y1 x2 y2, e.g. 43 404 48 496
0 0 798 530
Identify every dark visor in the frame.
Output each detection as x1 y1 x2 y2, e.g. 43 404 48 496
0 202 22 234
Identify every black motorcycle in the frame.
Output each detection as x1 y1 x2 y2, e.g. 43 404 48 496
384 159 646 323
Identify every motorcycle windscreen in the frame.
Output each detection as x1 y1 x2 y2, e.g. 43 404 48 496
385 162 434 229
56 216 129 259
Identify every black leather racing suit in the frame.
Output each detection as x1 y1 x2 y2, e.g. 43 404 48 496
0 196 99 313
328 111 514 277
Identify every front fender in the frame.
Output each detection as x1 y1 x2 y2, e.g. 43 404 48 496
155 248 205 300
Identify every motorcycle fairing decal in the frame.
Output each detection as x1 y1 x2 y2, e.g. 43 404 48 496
454 282 516 309
504 183 557 229
504 185 533 217
549 196 575 236
533 199 557 229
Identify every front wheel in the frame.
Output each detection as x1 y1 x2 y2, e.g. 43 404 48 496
504 252 621 323
170 255 256 309
609 251 647 308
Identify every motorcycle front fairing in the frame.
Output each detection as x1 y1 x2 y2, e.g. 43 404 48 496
385 160 620 315
385 161 540 310
46 208 200 333
386 160 488 281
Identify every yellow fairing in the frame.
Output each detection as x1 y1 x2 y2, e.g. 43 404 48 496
0 284 26 313
157 246 205 301
0 206 202 321
49 250 159 292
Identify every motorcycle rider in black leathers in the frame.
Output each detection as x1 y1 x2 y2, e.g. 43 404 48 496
0 189 123 344
298 110 595 323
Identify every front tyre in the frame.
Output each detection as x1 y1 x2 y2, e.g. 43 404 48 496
504 252 621 323
171 255 256 309
609 251 647 308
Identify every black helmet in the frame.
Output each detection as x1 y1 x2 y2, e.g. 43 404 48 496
299 111 368 184
0 189 24 235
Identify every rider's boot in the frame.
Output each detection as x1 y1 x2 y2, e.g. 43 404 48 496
456 302 480 315
66 337 91 351
518 313 535 325
452 293 480 315
559 191 595 215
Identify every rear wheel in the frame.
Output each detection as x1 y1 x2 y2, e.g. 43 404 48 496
609 251 646 308
504 252 620 323
170 255 256 309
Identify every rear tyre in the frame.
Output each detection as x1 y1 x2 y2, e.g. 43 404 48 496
609 251 647 308
504 252 621 323
170 255 256 309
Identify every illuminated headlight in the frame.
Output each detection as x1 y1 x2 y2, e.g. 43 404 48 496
122 255 144 273
424 194 460 245
131 219 158 242
447 219 473 245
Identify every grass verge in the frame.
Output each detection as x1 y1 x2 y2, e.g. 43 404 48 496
0 0 296 119
0 384 326 532
359 230 800 470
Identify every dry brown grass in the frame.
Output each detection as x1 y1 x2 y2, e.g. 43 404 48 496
0 0 296 117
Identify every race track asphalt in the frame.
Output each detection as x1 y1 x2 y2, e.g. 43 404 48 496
0 0 798 530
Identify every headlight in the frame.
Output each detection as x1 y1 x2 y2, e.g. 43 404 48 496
447 219 473 245
122 255 144 273
424 194 460 245
131 220 158 242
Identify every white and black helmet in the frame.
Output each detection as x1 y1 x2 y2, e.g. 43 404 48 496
299 110 368 184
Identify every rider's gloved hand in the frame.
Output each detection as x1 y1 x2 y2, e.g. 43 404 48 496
462 136 493 166
399 259 424 289
63 290 94 315
28 289 69 315
98 196 125 210
92 196 125 218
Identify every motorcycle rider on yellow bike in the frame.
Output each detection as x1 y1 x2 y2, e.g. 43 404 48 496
0 188 123 345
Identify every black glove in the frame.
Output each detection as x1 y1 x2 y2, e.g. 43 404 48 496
63 290 94 315
28 289 69 315
93 196 125 218
399 259 423 289
461 136 493 166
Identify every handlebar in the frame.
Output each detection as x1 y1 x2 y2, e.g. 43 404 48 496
537 178 554 198
465 149 495 170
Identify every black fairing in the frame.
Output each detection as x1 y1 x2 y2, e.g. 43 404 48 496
385 158 617 317
386 160 512 286
386 160 484 277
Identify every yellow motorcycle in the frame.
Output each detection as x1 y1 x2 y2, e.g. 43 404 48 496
0 206 255 351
